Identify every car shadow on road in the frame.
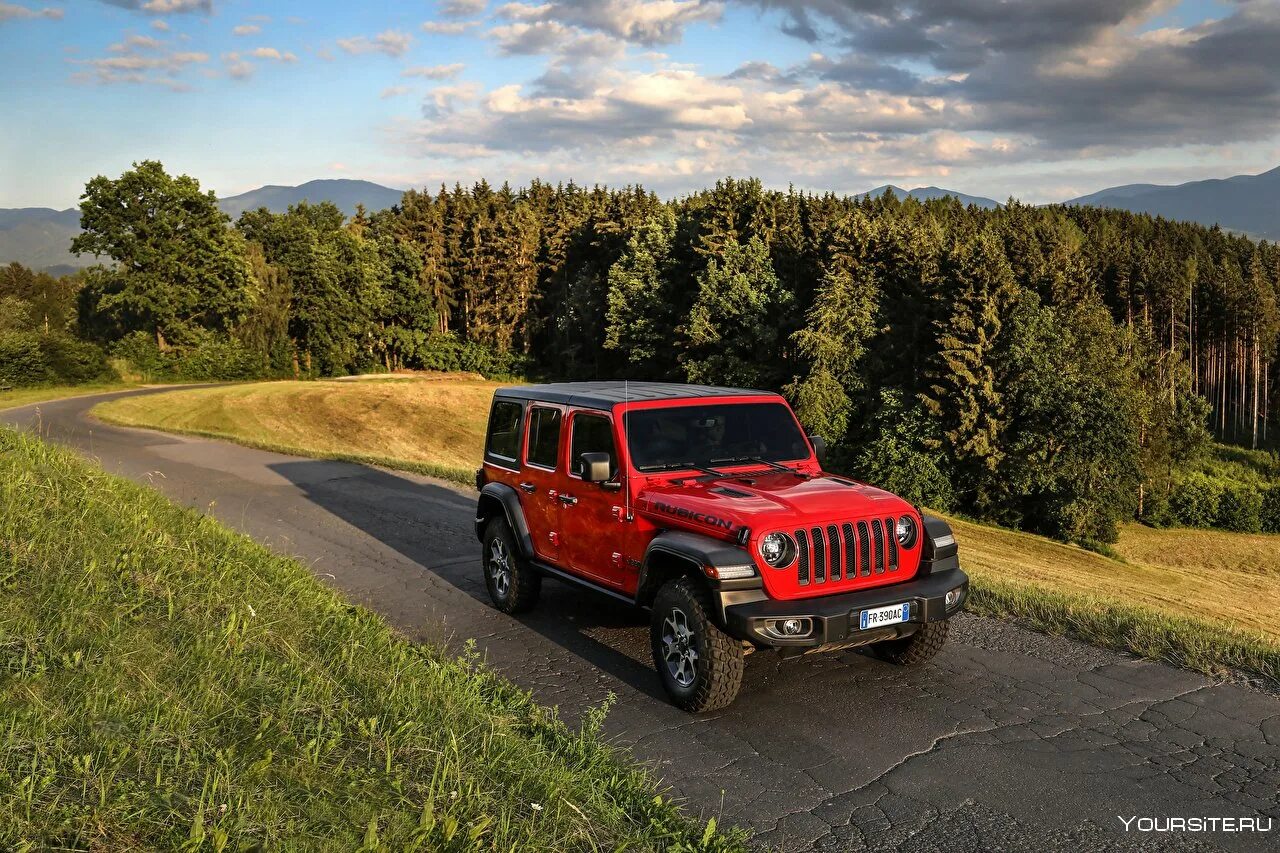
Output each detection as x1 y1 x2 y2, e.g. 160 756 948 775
267 459 677 703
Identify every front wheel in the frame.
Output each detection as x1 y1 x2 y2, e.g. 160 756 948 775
650 578 744 713
482 517 541 614
873 620 949 666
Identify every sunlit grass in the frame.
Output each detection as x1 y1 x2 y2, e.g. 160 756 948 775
0 426 743 851
0 381 139 410
94 375 499 488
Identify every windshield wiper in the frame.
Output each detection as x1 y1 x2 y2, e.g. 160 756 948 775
642 460 725 477
710 456 806 477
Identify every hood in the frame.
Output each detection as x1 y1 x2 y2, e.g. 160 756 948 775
635 470 912 540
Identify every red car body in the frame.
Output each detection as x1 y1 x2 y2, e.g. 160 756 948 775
474 382 966 710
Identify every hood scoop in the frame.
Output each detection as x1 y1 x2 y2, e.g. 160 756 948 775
709 485 754 498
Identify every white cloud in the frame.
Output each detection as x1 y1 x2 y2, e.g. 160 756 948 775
141 0 208 13
381 85 411 98
73 38 209 90
439 0 485 16
493 1 722 46
337 29 413 57
110 34 163 51
422 19 480 35
402 62 465 79
0 3 63 21
249 46 296 62
150 19 168 30
232 24 260 36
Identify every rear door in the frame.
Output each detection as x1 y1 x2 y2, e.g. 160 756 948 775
519 404 564 564
560 409 630 591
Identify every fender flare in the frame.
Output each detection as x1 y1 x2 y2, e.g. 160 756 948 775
637 529 762 616
475 482 535 560
919 513 959 574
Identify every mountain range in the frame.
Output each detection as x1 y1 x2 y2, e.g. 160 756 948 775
2 170 1276 273
857 184 1001 209
1062 165 1280 241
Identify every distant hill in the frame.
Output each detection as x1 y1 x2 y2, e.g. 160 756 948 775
0 180 407 272
858 184 1001 209
0 208 84 272
218 179 405 219
1064 166 1280 241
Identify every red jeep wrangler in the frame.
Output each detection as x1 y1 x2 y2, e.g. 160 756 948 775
475 382 967 712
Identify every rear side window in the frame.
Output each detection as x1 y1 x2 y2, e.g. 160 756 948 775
485 400 523 465
570 413 618 478
525 406 562 469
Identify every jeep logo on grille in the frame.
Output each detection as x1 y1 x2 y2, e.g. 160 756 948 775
653 500 734 531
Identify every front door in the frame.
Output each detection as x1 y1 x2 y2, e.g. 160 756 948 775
520 404 564 564
560 410 628 590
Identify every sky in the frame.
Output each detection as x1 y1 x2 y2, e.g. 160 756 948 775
1 0 1278 209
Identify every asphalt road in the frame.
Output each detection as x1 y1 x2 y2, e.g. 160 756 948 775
5 388 1279 852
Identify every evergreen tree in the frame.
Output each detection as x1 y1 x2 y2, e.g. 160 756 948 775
920 230 1018 509
787 210 879 443
604 208 678 377
681 234 787 388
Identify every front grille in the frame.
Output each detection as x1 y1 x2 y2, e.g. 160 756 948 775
794 516 899 587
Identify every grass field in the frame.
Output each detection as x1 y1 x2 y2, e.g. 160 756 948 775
0 425 742 851
0 381 138 410
95 376 500 488
92 376 1280 683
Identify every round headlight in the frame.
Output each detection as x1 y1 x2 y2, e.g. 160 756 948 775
759 532 796 568
896 515 918 548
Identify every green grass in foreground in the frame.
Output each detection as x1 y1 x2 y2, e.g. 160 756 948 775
0 427 744 852
0 381 139 410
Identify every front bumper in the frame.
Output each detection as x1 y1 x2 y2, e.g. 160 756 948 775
723 568 968 648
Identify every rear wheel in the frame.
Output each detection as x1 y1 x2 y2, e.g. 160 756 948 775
482 517 541 614
873 620 949 666
650 577 743 712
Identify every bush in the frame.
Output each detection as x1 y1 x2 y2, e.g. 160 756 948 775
1262 486 1280 534
1140 490 1174 528
415 333 528 379
1169 473 1224 528
173 336 262 381
39 334 116 383
110 331 168 380
0 331 50 387
1217 482 1264 533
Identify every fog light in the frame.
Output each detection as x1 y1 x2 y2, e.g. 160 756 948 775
765 617 812 639
945 586 965 610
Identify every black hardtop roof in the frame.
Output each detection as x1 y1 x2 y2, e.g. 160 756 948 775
494 381 780 409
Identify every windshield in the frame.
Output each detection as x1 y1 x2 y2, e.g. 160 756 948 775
624 402 810 472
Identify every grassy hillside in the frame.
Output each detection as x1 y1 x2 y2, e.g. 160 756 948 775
0 381 137 410
95 375 501 487
93 376 1280 682
0 426 743 851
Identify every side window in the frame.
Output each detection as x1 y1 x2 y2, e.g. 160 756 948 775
525 406 562 470
570 413 618 478
485 400 523 465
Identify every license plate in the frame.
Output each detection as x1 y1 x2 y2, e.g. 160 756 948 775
859 602 909 630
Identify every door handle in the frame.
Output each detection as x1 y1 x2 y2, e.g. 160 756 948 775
558 493 578 506
518 481 536 493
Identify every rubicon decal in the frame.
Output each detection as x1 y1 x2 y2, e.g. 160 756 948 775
652 500 734 531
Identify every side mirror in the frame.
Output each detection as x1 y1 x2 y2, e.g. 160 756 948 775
579 451 612 483
808 434 827 466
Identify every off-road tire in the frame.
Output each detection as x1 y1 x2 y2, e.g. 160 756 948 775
650 577 744 713
482 517 541 614
873 620 949 666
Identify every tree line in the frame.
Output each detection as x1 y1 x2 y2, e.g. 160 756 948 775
9 160 1280 545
